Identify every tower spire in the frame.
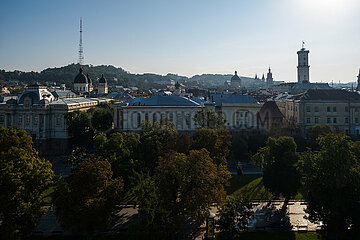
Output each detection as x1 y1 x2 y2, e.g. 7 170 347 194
78 17 84 65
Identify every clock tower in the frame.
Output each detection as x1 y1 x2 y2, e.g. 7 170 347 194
297 42 310 83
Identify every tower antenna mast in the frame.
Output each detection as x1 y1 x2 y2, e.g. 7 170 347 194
78 18 84 65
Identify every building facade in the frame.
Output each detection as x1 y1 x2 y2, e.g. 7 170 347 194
0 84 110 141
114 96 205 131
297 46 310 83
231 71 242 89
114 94 265 133
98 74 108 94
281 89 360 136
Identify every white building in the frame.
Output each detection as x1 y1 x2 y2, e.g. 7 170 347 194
114 96 204 131
114 94 263 133
297 46 310 83
230 71 242 89
0 84 110 141
98 74 108 94
209 94 261 131
74 68 90 93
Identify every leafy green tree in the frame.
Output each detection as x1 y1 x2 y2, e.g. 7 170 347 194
194 108 225 129
94 132 140 184
89 108 113 132
300 134 360 239
252 137 301 199
0 127 54 239
216 195 253 235
129 172 172 238
64 147 88 169
54 158 124 236
191 128 232 165
306 124 342 150
155 149 230 230
65 110 94 147
139 120 178 172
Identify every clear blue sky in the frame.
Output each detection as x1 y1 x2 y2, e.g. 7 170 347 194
0 0 359 82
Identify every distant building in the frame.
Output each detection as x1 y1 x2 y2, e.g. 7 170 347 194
297 46 310 83
257 101 285 135
114 96 204 131
273 47 331 94
281 89 360 136
0 84 110 151
209 94 261 131
356 69 360 91
231 71 242 89
98 74 108 94
74 68 90 93
266 67 274 89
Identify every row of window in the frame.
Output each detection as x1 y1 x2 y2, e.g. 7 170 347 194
288 105 356 113
306 117 359 124
135 112 191 128
306 106 353 113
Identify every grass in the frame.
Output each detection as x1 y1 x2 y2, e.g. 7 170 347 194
226 174 262 195
227 174 304 200
216 231 321 240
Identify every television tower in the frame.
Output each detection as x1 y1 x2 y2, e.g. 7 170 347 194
78 18 84 65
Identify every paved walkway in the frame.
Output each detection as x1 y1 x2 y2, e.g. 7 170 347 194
33 201 318 239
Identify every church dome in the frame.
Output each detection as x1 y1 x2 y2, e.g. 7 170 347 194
99 74 107 84
74 68 88 84
231 71 241 82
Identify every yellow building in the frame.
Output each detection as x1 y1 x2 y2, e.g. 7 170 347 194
282 89 360 136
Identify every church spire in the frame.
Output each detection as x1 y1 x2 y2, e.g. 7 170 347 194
356 68 360 91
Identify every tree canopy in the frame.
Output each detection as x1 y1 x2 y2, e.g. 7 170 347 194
191 128 231 165
252 136 301 198
300 134 360 238
0 127 54 239
54 158 124 236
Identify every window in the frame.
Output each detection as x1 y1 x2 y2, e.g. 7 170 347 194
18 115 22 125
25 115 30 125
306 106 311 112
345 117 349 124
56 115 61 125
315 118 319 124
145 113 149 122
34 116 38 125
327 106 331 112
185 113 190 127
0 115 4 124
169 113 173 122
327 118 331 123
153 113 157 123
315 106 319 112
356 118 359 124
333 118 337 123
333 106 337 112
295 106 298 111
306 118 310 123
137 113 141 128
356 108 359 112
345 106 349 112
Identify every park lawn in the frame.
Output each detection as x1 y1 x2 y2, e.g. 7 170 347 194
216 231 321 240
226 174 262 195
228 174 304 200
